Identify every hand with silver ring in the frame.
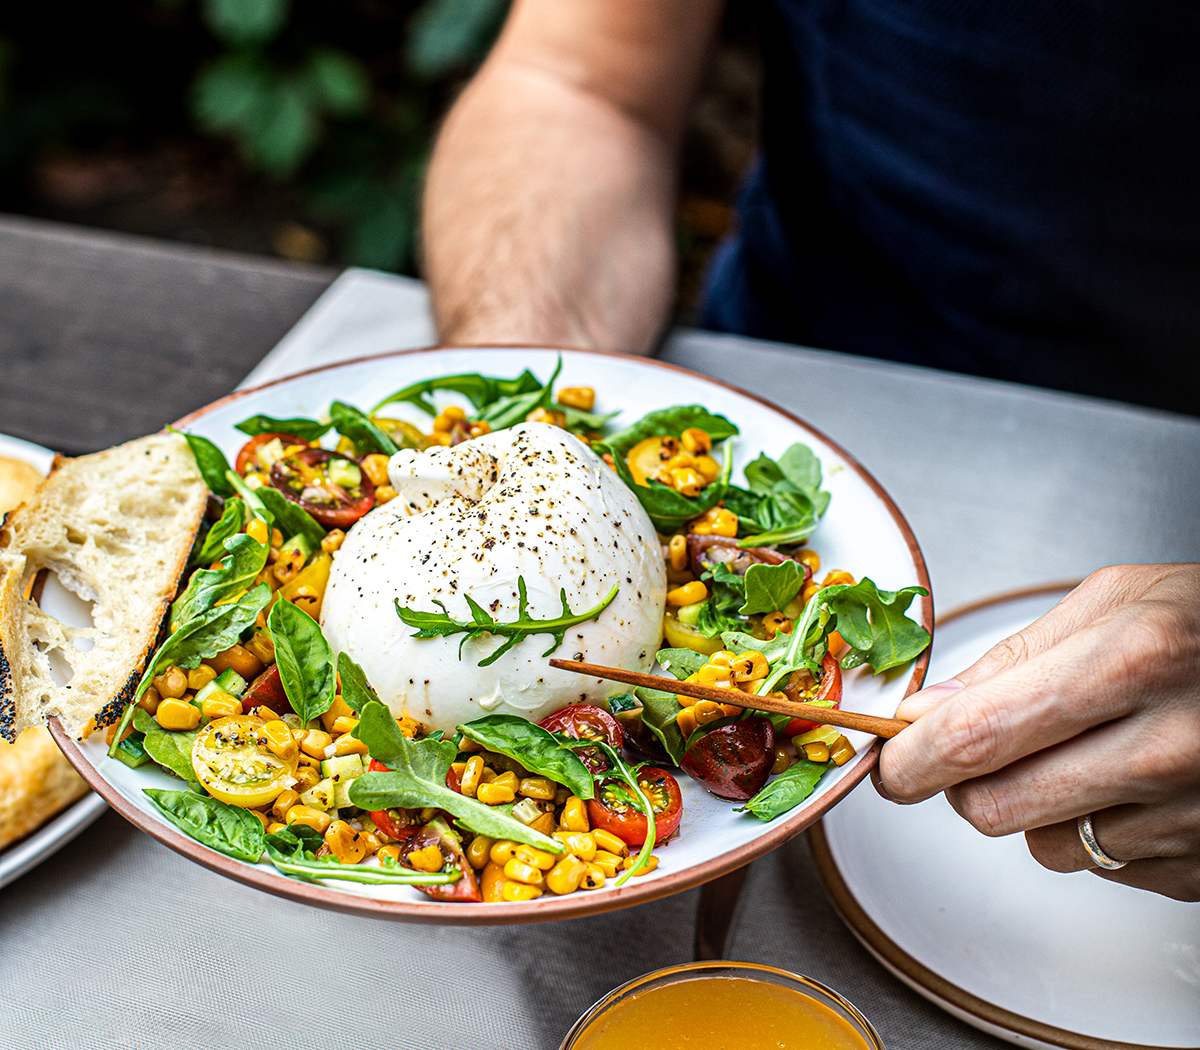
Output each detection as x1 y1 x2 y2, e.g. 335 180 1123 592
876 564 1200 902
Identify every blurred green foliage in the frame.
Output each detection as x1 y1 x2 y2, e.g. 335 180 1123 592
0 0 510 270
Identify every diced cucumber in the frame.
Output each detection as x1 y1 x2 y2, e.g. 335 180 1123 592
676 601 705 626
113 733 150 769
327 458 362 489
279 532 314 561
299 777 337 810
320 754 364 781
332 779 356 809
195 668 248 703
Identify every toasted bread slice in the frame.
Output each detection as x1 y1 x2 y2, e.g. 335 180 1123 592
0 432 208 741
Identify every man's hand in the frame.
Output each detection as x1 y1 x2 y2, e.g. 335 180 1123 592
878 564 1200 902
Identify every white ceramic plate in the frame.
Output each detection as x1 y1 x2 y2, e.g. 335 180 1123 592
52 347 931 922
813 586 1200 1049
0 433 107 891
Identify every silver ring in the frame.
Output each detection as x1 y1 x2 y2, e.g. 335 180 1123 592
1077 813 1126 870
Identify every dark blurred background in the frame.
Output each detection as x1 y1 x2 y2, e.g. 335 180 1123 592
0 1 757 319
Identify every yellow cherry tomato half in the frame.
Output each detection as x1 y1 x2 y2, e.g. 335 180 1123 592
191 715 298 808
626 436 673 487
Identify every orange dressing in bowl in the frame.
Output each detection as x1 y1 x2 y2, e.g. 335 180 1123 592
571 976 871 1050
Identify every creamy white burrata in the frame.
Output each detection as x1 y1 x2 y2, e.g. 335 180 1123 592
320 422 666 732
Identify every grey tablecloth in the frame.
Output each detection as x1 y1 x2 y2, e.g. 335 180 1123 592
3 270 1198 1050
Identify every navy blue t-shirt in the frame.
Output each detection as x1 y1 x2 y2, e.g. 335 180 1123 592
701 1 1200 413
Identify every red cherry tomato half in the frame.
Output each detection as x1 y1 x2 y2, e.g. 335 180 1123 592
779 653 843 737
269 447 375 529
234 432 309 476
680 717 775 801
240 665 290 716
397 819 482 903
586 766 682 847
538 703 623 772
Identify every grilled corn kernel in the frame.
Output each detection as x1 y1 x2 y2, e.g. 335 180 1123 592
675 706 698 739
273 547 306 584
797 548 820 573
209 643 264 680
375 484 398 505
330 714 359 736
518 777 556 801
553 831 598 862
432 405 467 432
155 698 200 731
153 666 188 700
667 534 689 571
467 420 492 438
320 529 346 554
803 741 831 763
489 840 519 866
669 467 704 497
466 836 494 869
622 853 659 875
690 506 738 537
246 630 275 665
359 831 382 855
514 845 557 871
693 455 722 483
558 386 596 411
292 766 320 792
319 693 354 732
559 796 590 832
666 580 708 606
526 406 566 427
331 734 368 757
545 854 588 895
822 569 855 588
503 859 544 886
136 686 161 716
530 811 557 836
246 517 270 545
406 844 445 873
460 755 485 797
200 692 243 721
186 665 218 692
830 735 856 766
325 820 366 865
359 454 391 488
680 427 713 454
581 864 607 890
300 729 332 759
271 789 300 821
772 747 792 775
501 881 543 902
286 805 331 834
762 612 793 638
731 650 770 683
266 821 286 835
476 781 516 805
376 845 402 867
491 770 519 792
694 664 732 688
592 850 623 878
262 719 298 762
590 829 628 857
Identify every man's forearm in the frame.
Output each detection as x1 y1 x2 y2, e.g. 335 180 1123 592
422 61 677 353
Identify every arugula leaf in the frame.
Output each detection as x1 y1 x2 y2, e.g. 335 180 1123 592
740 560 807 616
820 578 931 673
336 651 381 714
265 846 461 886
373 369 542 416
256 487 326 547
603 405 739 453
179 432 235 497
738 760 830 821
135 583 272 700
225 470 273 526
268 599 336 725
654 648 708 680
560 405 620 435
192 497 245 566
234 414 332 442
726 441 831 548
396 575 618 667
477 355 563 430
696 561 748 637
133 708 199 786
457 715 594 799
144 788 264 863
329 400 400 456
171 533 268 630
349 702 563 852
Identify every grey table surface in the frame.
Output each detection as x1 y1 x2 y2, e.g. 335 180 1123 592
2 214 1199 1050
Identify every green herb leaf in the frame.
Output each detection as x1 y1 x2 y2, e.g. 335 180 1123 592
256 487 327 547
135 583 272 700
268 599 336 725
726 441 831 548
654 648 708 680
264 823 324 855
738 760 830 821
234 415 332 442
349 702 563 852
179 432 235 497
457 714 594 799
133 708 200 786
171 533 269 630
477 355 563 430
602 440 733 533
395 575 619 667
144 788 265 863
329 400 400 456
636 687 687 766
696 561 748 637
265 845 461 886
336 651 381 714
373 368 542 416
225 470 273 526
820 578 931 674
740 561 808 616
193 498 246 565
603 405 739 454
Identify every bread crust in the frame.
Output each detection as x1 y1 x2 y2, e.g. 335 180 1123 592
0 726 88 849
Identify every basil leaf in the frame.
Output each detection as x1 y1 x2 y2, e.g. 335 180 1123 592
337 651 382 714
256 487 326 547
225 470 273 526
268 599 336 725
133 708 199 786
171 533 269 630
821 578 931 674
234 415 331 441
738 760 830 821
654 648 708 680
560 405 619 435
457 714 594 799
144 788 265 863
636 687 687 766
136 583 272 699
603 405 739 455
349 702 563 852
373 369 542 416
193 497 245 566
740 561 807 616
601 439 732 533
329 400 400 456
180 432 235 497
264 823 324 855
